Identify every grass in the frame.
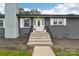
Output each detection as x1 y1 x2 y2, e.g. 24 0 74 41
0 48 32 56
53 47 79 56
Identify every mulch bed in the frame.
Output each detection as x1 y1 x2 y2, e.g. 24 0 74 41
0 38 34 53
52 38 79 49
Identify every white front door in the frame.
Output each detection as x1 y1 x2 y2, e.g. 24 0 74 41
33 18 44 31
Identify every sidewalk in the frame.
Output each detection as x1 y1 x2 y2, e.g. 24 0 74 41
33 46 55 56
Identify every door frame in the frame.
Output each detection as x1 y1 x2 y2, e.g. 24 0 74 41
33 18 45 31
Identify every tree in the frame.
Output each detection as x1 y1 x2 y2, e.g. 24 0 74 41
18 8 41 15
30 9 41 15
24 11 31 15
19 8 24 14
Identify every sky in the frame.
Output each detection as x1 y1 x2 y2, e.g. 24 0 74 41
0 3 5 14
18 3 57 10
0 3 79 14
18 3 79 14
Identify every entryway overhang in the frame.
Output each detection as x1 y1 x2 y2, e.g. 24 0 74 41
17 14 79 18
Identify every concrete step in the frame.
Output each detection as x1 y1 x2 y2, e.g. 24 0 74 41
30 37 50 39
27 42 53 46
29 39 51 42
27 32 53 46
30 32 50 39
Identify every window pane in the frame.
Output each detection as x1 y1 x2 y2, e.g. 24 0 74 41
59 21 62 24
38 21 40 26
24 19 29 27
0 20 3 27
53 21 57 24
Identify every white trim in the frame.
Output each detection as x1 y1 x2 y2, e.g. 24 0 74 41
50 18 66 26
20 18 31 28
63 18 66 25
33 18 45 26
0 18 4 28
50 18 53 25
20 18 24 28
33 18 44 26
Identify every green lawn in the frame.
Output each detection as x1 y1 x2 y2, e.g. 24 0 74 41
0 48 32 56
53 47 79 56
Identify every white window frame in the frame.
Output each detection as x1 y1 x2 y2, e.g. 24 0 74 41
50 18 66 26
0 18 4 28
20 18 31 28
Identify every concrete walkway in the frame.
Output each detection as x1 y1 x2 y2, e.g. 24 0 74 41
33 46 55 56
27 32 55 56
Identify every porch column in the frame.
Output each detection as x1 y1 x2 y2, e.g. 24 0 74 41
5 3 18 38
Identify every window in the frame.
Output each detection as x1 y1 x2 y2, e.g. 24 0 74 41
53 21 57 24
24 19 29 27
38 21 40 26
59 21 62 24
20 18 31 28
50 18 66 25
0 20 3 27
0 18 4 28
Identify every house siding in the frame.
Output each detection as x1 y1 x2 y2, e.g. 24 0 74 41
18 17 79 39
7 15 78 39
48 17 79 39
0 18 5 38
0 28 4 37
45 17 50 27
19 28 30 37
